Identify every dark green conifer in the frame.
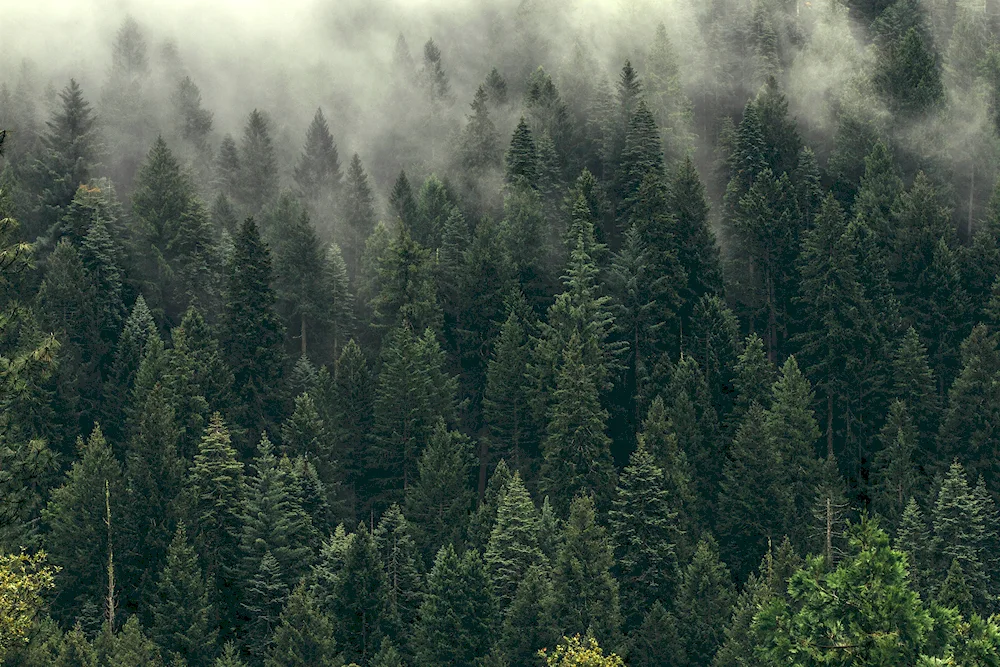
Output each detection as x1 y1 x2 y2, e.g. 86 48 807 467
293 108 341 208
505 118 537 187
485 472 545 609
328 525 387 665
239 110 278 214
265 584 342 667
676 537 735 667
342 154 376 273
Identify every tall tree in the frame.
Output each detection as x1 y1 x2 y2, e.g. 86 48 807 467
222 217 286 442
293 108 342 213
266 584 341 667
341 154 376 275
239 110 278 214
675 537 735 667
327 525 386 665
485 472 545 610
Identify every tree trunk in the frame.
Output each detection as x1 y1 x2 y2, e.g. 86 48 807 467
105 480 116 635
825 495 833 565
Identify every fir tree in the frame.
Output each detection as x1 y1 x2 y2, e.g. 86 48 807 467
609 443 680 631
329 339 373 502
43 426 124 624
328 525 387 665
342 154 376 274
469 459 515 551
895 497 933 598
151 523 217 667
403 420 475 560
550 495 622 647
616 100 665 226
293 108 342 209
274 208 328 356
373 504 423 653
265 584 342 667
485 472 545 610
676 537 735 667
501 564 557 666
540 334 616 513
215 135 241 205
892 326 939 444
932 461 991 610
413 545 497 667
222 217 286 442
871 401 920 532
670 157 723 317
461 86 501 173
733 333 777 419
105 295 158 444
241 551 288 661
239 110 278 214
371 224 441 335
505 118 538 187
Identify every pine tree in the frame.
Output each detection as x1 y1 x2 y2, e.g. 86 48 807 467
265 584 342 667
550 495 622 647
241 551 288 661
505 118 538 187
416 174 453 248
239 436 316 591
616 100 665 226
404 420 475 560
370 326 456 508
43 426 124 625
373 504 423 653
676 537 735 667
937 558 975 618
215 135 241 205
932 461 991 609
895 497 933 598
281 393 341 516
765 356 822 551
609 443 680 631
342 154 375 274
854 141 904 243
717 403 792 583
79 216 126 369
32 79 100 239
151 524 217 667
936 326 1000 490
293 108 341 210
214 642 246 667
222 217 286 442
892 326 939 444
468 459 515 551
629 601 684 667
104 295 158 444
421 38 451 103
485 472 545 610
460 86 501 173
328 525 387 665
184 414 245 626
371 224 441 334
239 109 278 213
172 75 213 154
274 208 328 356
688 295 740 426
413 545 497 667
501 564 557 666
733 333 777 420
540 334 616 513
670 157 723 318
131 136 218 319
872 401 920 533
874 26 944 116
329 339 372 502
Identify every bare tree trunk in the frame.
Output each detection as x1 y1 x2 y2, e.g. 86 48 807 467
825 495 833 565
105 480 116 635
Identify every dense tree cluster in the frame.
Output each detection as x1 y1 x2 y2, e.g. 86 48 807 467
4 0 1000 663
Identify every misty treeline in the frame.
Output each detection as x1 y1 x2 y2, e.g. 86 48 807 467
4 0 1000 664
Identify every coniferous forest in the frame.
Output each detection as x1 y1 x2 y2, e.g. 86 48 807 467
6 0 1000 663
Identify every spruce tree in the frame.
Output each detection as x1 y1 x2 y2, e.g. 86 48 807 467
403 420 475 560
342 154 376 274
371 224 441 335
895 497 933 598
215 135 242 205
460 86 501 173
43 426 124 624
670 157 723 317
501 564 558 666
871 401 920 532
222 217 286 442
892 326 939 444
505 118 537 187
688 295 741 426
540 333 616 513
932 461 991 609
675 537 735 667
274 208 328 356
265 584 342 667
32 79 100 239
717 403 792 582
629 601 684 667
550 495 622 647
329 339 373 502
485 472 545 610
468 459 515 551
293 108 342 210
854 141 904 243
413 545 497 667
328 525 387 665
609 443 680 631
416 174 453 248
373 504 423 654
105 295 158 444
733 333 777 420
239 109 278 214
239 436 316 591
241 551 288 661
616 100 665 226
151 523 217 667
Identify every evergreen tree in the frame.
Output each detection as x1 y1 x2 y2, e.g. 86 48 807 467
670 157 723 318
239 109 278 214
214 642 246 667
629 601 684 667
733 333 777 420
241 551 288 661
328 339 372 502
105 295 158 444
43 426 124 625
416 174 453 249
505 118 538 187
675 537 735 667
215 135 242 205
222 217 286 442
373 504 423 653
854 141 904 243
328 525 387 665
266 584 342 667
932 461 991 610
370 326 456 508
550 495 622 647
609 443 680 631
501 564 557 667
616 100 665 226
413 545 497 667
32 79 101 239
95 615 163 667
871 401 920 532
485 472 545 610
874 25 944 116
151 523 217 667
184 414 245 626
274 208 328 356
765 356 821 551
688 295 741 426
404 420 475 560
461 86 501 173
718 404 791 583
172 75 213 155
895 497 933 598
371 224 441 335
540 334 616 513
469 459 515 551
892 326 939 444
293 108 342 209
421 38 451 103
342 154 376 274
239 436 316 591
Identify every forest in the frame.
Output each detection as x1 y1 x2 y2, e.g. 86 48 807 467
3 0 1000 664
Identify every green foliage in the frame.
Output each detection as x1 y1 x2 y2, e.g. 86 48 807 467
676 537 735 666
485 472 545 609
265 584 342 667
